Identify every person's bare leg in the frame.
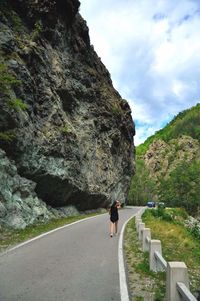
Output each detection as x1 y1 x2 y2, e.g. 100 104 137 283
110 222 114 237
115 221 118 234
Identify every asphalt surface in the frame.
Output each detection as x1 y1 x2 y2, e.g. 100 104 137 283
0 207 140 301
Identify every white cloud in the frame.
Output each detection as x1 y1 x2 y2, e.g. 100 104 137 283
80 0 200 145
134 125 157 146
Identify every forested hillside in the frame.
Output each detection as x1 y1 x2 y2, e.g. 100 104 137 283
137 103 200 156
129 103 200 215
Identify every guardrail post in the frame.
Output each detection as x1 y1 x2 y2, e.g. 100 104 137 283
135 216 141 223
135 213 140 220
136 219 142 233
166 262 189 301
138 223 145 241
149 240 162 271
142 228 151 252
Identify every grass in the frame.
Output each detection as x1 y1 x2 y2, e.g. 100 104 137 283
142 208 200 293
124 218 165 301
0 213 100 253
124 209 200 300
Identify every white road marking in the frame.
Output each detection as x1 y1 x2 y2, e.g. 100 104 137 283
2 206 145 301
118 207 145 301
1 214 105 256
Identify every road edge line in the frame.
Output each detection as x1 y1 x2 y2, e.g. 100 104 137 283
1 214 106 256
118 207 144 301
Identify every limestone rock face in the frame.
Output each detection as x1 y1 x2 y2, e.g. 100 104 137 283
0 0 135 226
144 136 200 180
0 149 52 229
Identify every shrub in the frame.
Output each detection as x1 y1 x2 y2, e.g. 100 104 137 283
0 64 20 94
148 208 173 222
0 2 24 33
185 216 200 242
61 126 71 135
169 207 188 220
111 104 123 116
0 131 15 142
190 224 200 241
31 20 43 41
8 98 28 111
144 207 189 224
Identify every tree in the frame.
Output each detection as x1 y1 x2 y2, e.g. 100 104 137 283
158 159 200 215
128 159 157 206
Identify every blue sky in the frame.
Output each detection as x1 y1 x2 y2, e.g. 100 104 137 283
80 0 200 145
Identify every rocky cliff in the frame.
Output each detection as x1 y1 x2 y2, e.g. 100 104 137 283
0 0 135 228
144 136 200 181
141 104 200 181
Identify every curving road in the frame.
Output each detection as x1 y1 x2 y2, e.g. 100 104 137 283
0 207 140 301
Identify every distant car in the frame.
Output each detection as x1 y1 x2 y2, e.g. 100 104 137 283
147 201 156 208
157 202 166 208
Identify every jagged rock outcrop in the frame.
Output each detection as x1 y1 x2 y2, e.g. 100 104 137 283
140 104 200 182
0 148 81 229
0 0 135 228
144 136 200 180
0 149 52 229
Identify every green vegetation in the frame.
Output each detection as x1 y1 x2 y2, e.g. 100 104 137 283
8 98 28 111
128 157 200 215
8 11 24 33
125 209 200 300
0 63 27 120
158 159 200 215
0 130 15 143
128 159 157 206
137 103 200 156
60 125 76 138
0 63 20 94
129 103 200 216
0 64 27 112
0 2 24 33
142 208 200 292
60 126 71 135
111 104 123 116
147 207 188 223
31 20 43 41
0 213 101 253
124 218 165 301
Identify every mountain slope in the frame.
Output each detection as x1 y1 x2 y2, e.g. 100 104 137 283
129 103 200 215
137 103 200 156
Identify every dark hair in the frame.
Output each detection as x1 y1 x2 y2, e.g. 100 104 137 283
111 201 117 208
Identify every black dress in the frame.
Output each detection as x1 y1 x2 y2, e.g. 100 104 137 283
110 206 119 223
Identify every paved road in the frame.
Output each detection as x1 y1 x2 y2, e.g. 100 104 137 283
0 207 140 301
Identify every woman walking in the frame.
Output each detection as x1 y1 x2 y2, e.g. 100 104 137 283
109 200 121 237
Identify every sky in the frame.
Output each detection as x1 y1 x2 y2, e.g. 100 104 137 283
80 0 200 145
